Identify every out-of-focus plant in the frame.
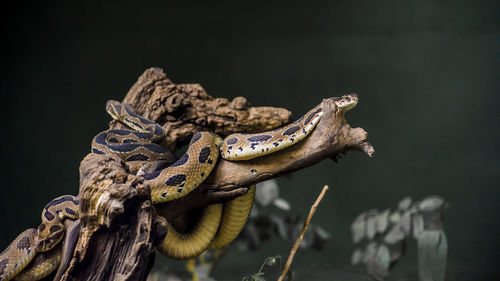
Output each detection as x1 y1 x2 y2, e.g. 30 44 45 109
197 180 330 280
238 180 331 253
148 180 331 281
241 255 283 281
350 196 447 281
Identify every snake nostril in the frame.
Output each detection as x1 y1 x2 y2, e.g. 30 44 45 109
250 169 257 175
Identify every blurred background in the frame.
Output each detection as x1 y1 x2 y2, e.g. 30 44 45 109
1 1 498 280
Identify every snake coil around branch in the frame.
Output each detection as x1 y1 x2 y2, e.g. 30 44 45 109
2 67 374 281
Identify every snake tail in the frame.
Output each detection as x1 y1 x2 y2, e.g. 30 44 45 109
209 185 256 249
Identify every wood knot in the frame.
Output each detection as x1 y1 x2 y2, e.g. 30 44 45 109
196 117 207 126
230 96 248 110
165 93 183 112
214 98 229 107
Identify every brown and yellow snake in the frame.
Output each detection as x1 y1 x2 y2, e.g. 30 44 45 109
0 94 358 281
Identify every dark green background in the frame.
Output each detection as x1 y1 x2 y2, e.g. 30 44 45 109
1 1 498 280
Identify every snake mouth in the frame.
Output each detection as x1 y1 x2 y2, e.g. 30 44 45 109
334 94 358 113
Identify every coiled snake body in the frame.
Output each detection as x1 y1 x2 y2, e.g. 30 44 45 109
0 196 79 281
0 94 358 281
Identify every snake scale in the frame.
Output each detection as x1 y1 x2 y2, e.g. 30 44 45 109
0 94 358 281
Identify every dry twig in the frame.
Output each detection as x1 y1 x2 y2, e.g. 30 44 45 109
277 185 329 281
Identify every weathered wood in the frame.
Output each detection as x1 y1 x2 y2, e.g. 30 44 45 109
60 67 374 281
117 67 292 151
204 97 374 189
58 154 160 281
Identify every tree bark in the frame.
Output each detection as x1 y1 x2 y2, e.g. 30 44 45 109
59 67 374 281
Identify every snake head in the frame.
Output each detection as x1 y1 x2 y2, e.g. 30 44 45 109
333 94 358 113
105 100 123 120
37 223 64 252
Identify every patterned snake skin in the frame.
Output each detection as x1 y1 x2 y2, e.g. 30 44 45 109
0 94 358 280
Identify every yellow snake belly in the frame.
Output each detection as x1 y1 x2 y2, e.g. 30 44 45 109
208 185 256 249
157 204 223 259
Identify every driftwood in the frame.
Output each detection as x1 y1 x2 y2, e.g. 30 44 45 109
56 67 374 281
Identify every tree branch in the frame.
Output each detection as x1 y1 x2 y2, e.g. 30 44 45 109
278 185 329 281
58 67 374 281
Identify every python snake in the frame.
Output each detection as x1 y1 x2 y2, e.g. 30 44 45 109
0 94 358 281
0 195 79 281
